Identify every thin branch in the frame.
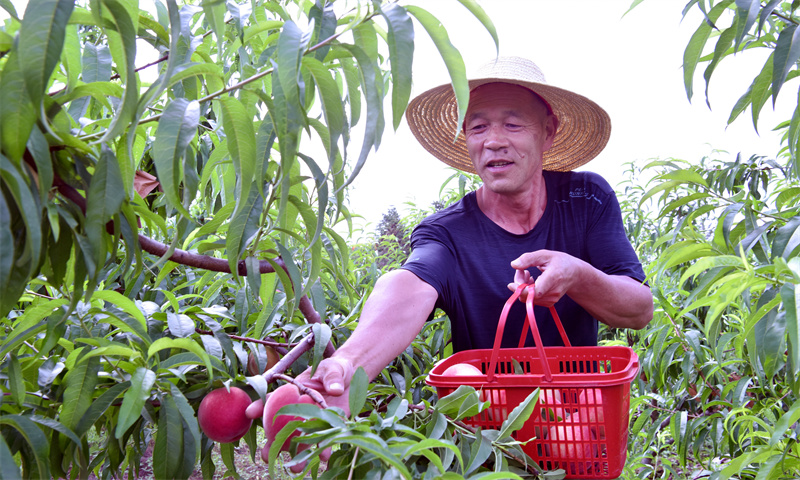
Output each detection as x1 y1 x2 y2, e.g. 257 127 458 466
263 333 316 384
194 328 291 355
273 373 329 409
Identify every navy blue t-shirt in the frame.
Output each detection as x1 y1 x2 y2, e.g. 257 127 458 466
401 171 646 352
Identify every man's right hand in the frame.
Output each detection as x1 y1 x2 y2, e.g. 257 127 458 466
294 356 355 416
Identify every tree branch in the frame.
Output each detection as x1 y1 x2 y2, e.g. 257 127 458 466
46 166 335 357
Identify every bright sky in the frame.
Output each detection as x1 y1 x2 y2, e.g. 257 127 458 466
346 0 792 231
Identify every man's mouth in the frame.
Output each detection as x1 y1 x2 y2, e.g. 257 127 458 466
486 160 513 168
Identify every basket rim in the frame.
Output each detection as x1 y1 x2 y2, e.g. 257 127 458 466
426 345 640 388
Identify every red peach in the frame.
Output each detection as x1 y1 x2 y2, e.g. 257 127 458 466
197 386 253 443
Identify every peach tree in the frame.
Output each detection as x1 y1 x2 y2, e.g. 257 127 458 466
618 1 800 478
0 0 561 478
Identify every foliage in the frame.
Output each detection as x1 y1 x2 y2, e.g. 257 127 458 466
0 0 514 478
613 2 800 477
678 0 800 178
615 154 800 479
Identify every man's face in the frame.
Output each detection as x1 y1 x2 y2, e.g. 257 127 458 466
463 83 557 196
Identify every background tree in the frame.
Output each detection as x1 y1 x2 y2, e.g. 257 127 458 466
618 1 800 478
0 0 540 478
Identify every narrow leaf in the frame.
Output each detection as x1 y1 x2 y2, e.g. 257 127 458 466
0 415 50 479
380 2 415 130
782 283 800 377
0 51 37 163
17 0 75 106
772 24 800 106
98 0 138 143
152 98 200 218
348 367 368 418
406 5 468 136
115 367 156 438
497 389 539 439
682 1 732 102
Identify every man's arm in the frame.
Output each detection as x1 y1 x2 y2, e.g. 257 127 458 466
509 250 653 330
297 268 438 404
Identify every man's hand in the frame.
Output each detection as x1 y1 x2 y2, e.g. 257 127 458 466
294 356 354 416
507 250 583 306
507 249 653 329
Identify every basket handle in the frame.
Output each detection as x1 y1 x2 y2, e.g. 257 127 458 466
518 297 571 348
487 283 558 382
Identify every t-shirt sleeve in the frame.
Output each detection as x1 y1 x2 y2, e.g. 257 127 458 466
399 222 454 306
585 176 647 284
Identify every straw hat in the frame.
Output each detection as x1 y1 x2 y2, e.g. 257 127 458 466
405 56 611 173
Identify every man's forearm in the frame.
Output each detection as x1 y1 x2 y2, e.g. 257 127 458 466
333 269 438 380
569 266 653 330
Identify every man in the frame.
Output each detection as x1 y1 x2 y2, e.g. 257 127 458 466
255 56 653 468
298 57 653 403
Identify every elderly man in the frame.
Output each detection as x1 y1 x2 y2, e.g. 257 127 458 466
299 57 653 400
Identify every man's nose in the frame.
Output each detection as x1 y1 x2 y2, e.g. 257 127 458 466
484 124 509 149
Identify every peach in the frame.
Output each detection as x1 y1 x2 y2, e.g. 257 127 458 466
546 414 595 460
442 362 483 376
197 386 253 443
247 346 281 375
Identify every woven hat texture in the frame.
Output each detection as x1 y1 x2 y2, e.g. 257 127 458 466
405 56 611 173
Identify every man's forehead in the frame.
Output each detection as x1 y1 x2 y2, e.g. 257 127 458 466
467 83 548 116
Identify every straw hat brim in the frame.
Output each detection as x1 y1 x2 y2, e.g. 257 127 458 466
405 77 611 174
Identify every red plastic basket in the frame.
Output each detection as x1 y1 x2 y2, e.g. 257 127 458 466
426 284 639 479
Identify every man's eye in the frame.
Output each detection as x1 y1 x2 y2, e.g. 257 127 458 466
506 123 522 130
468 124 487 133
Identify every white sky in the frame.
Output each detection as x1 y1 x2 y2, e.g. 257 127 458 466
345 0 792 232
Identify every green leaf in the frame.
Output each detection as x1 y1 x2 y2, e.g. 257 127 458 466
226 186 263 276
92 289 149 338
0 415 50 479
0 434 22 480
310 323 332 376
497 388 539 439
455 0 499 54
28 415 81 446
703 26 736 108
772 215 800 259
81 43 112 83
17 0 75 106
348 366 368 418
338 44 383 187
435 385 481 418
301 57 344 161
167 312 195 338
170 384 202 464
98 0 138 143
406 5 468 138
0 153 42 280
772 24 800 106
733 0 759 52
75 381 130 437
0 50 37 163
682 1 732 102
153 394 187 480
7 354 24 407
0 0 18 19
782 283 800 377
152 98 200 218
85 145 125 286
749 51 775 132
147 337 214 386
115 367 156 439
769 398 800 446
380 2 414 130
60 355 100 433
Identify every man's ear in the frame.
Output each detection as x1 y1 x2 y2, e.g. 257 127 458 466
543 114 559 151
